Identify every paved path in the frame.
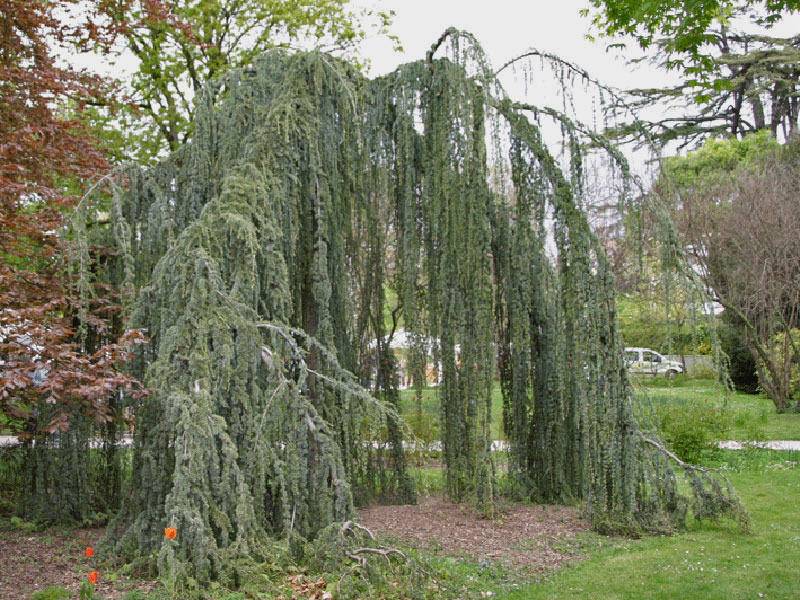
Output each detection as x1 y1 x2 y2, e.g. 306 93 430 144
718 440 800 451
0 434 133 448
3 435 800 451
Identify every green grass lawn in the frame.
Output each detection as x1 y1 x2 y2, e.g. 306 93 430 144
500 450 800 599
7 377 798 599
399 377 800 442
399 385 506 441
633 376 800 441
396 376 800 598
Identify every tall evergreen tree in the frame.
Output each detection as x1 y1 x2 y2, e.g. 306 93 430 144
68 30 747 592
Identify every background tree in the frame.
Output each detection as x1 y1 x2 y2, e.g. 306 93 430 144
586 1 800 146
586 0 800 56
616 292 713 357
586 2 800 399
605 191 714 364
719 311 761 393
94 0 397 161
655 134 800 410
0 0 143 521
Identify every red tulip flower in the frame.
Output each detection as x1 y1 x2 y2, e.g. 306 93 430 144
88 571 99 585
164 527 177 540
85 546 94 558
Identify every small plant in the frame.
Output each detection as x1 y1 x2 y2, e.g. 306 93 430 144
161 525 181 598
79 579 97 600
405 410 440 448
9 515 38 533
78 541 101 599
412 466 445 495
31 587 71 600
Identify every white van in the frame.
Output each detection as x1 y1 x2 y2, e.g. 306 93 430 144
624 347 684 379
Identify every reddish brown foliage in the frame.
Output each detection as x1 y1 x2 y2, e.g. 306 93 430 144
0 0 142 434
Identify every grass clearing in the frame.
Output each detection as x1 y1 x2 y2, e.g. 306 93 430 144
399 385 506 441
400 376 800 443
501 450 800 599
5 376 799 598
395 376 800 598
633 376 800 441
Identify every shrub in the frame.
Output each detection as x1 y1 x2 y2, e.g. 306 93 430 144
762 329 800 407
719 313 760 394
656 403 732 464
688 362 718 380
9 515 39 533
0 447 24 516
404 410 440 448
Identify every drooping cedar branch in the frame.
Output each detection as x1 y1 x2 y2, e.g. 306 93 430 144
68 31 746 593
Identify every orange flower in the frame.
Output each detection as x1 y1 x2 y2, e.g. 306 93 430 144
164 527 177 540
85 546 94 558
87 571 99 585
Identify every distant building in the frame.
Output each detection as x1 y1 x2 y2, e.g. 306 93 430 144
368 329 442 388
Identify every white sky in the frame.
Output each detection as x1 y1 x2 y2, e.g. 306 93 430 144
354 0 666 181
73 0 800 106
76 1 655 85
358 0 800 80
68 0 800 175
356 0 657 86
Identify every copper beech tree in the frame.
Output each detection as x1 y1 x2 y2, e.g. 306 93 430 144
0 0 144 518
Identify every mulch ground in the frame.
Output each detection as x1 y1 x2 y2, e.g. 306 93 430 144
1 497 589 598
0 527 157 600
358 495 590 572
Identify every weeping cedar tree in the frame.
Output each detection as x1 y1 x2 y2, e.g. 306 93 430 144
67 30 746 590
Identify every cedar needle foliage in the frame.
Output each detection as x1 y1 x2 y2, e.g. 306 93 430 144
69 29 748 591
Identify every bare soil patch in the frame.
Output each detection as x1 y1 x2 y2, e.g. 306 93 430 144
0 527 156 600
358 495 590 572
